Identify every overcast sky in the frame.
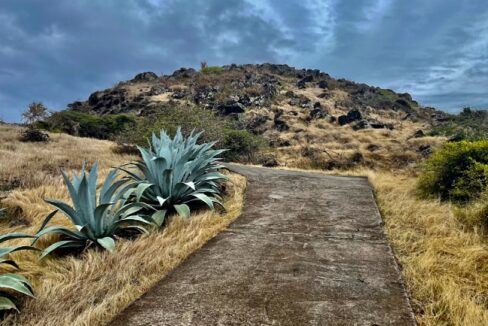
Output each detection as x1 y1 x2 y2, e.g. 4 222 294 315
1 0 487 122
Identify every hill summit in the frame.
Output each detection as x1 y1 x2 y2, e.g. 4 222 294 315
49 64 448 169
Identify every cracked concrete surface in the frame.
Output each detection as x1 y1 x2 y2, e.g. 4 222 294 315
110 164 416 325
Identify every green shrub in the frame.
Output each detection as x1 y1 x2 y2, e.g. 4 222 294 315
222 128 265 162
115 106 266 163
200 66 225 74
119 128 227 220
38 111 135 139
418 140 488 202
431 108 488 141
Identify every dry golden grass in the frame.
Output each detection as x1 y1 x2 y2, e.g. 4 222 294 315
0 125 246 325
370 172 488 326
0 125 137 190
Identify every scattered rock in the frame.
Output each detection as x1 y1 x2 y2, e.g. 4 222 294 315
171 89 187 99
367 144 380 152
338 109 362 125
413 130 425 138
308 107 328 121
448 134 464 142
217 102 245 115
274 118 289 132
349 152 364 164
352 120 370 130
245 115 268 134
278 139 291 147
171 68 197 78
317 80 328 89
260 154 279 167
418 144 432 157
133 72 158 82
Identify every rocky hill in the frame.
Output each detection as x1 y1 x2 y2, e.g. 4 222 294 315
53 64 449 169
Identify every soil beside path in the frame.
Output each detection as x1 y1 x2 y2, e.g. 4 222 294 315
110 164 416 326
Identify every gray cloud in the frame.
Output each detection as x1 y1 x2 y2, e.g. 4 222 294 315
1 0 487 121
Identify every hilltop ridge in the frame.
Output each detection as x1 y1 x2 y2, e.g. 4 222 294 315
45 63 448 169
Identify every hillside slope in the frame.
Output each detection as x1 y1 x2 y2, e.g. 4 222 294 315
50 64 449 169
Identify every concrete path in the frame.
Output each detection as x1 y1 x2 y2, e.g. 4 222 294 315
110 165 416 325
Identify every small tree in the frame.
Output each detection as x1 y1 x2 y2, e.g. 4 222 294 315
22 102 49 126
20 102 50 142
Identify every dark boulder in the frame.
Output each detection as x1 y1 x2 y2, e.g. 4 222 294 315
274 119 289 132
133 72 158 82
296 75 314 89
338 115 349 126
448 134 464 142
418 144 432 157
413 129 425 138
260 154 279 167
347 109 362 121
245 115 268 133
338 109 362 125
171 68 197 78
366 144 380 152
317 80 328 89
352 120 370 130
217 102 245 115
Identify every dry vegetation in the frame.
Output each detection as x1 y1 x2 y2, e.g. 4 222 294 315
0 124 246 325
244 86 447 170
370 172 488 326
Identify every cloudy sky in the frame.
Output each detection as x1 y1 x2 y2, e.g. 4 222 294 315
1 0 487 122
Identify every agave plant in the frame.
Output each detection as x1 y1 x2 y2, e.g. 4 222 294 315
34 162 152 258
0 233 37 311
119 128 227 223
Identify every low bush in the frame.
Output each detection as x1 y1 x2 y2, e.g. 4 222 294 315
201 66 225 74
221 128 265 162
431 107 488 141
38 111 135 139
20 128 49 142
115 106 266 163
418 140 488 202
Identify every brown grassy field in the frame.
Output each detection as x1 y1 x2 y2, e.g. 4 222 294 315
242 86 447 170
0 125 246 325
370 172 488 325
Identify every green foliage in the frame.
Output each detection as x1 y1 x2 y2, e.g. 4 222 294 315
34 162 152 257
22 102 49 125
431 108 488 141
418 140 488 202
38 111 135 139
200 66 225 74
0 233 37 312
115 106 265 163
454 194 488 231
221 128 264 162
377 89 397 101
119 128 227 221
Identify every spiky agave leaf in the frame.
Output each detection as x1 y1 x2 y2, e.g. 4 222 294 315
0 232 38 311
34 162 153 257
120 127 227 220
